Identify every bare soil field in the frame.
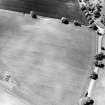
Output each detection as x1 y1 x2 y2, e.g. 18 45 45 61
0 10 96 105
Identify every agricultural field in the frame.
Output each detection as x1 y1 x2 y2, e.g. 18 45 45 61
0 9 96 105
0 0 88 25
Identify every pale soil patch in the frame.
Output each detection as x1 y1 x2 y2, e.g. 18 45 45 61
0 10 96 105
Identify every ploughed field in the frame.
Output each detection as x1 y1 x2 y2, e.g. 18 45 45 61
0 10 96 105
0 0 88 25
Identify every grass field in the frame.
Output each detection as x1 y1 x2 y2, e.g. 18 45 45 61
0 10 96 105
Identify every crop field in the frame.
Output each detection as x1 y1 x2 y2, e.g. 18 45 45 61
0 0 88 25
